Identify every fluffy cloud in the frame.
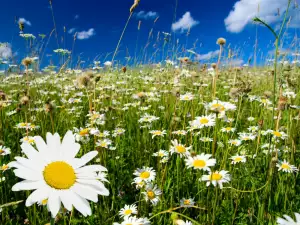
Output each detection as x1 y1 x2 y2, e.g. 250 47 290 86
77 28 95 40
135 11 158 20
0 43 12 59
225 0 288 33
18 18 31 26
195 50 220 61
172 12 199 32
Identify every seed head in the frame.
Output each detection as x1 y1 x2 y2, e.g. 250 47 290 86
217 37 226 46
22 57 34 67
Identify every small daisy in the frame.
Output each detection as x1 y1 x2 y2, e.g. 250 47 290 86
133 167 156 184
230 155 247 164
180 92 194 101
153 150 169 158
185 154 216 171
172 130 187 136
276 160 298 173
180 198 195 207
228 139 242 146
143 184 162 205
170 139 191 158
190 114 215 129
175 220 193 225
96 139 112 149
20 136 35 145
221 127 236 133
119 204 138 218
0 146 11 156
201 170 231 189
238 133 256 141
149 130 166 139
1 164 10 171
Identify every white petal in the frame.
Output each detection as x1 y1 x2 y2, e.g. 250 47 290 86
12 180 45 191
61 131 81 160
59 190 73 211
25 187 50 206
71 183 98 202
13 168 42 181
21 143 39 159
71 151 98 169
48 190 61 218
68 192 92 216
15 156 45 171
77 179 109 196
75 165 107 174
34 136 48 154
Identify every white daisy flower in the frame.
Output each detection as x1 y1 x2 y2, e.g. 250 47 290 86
201 170 231 189
276 160 298 173
9 131 109 218
185 154 216 171
228 139 242 146
180 198 195 207
190 114 215 129
142 184 162 205
133 167 156 184
230 155 247 164
170 139 191 158
119 204 138 217
0 146 11 156
221 127 236 133
149 130 167 139
96 139 112 149
180 92 194 101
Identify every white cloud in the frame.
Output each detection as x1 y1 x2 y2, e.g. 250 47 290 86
0 43 12 59
195 50 220 61
18 18 31 26
229 59 244 66
77 28 95 40
136 11 158 20
172 12 199 32
74 15 79 20
224 0 289 33
68 28 76 34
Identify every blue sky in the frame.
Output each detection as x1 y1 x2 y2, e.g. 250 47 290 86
0 0 299 68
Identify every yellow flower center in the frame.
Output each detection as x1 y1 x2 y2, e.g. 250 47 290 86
1 165 8 170
211 103 225 112
100 142 107 147
243 137 250 141
176 145 186 153
28 139 35 144
79 128 89 136
232 141 237 145
210 173 222 181
281 163 291 170
124 209 132 215
154 131 162 135
158 152 164 157
184 199 191 205
273 131 282 137
193 159 206 168
20 123 26 127
41 199 48 205
225 127 232 131
147 191 155 199
184 96 190 100
234 157 243 162
43 161 76 189
0 149 4 154
199 118 209 124
140 171 150 179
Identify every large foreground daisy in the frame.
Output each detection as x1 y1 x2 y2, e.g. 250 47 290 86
9 131 109 218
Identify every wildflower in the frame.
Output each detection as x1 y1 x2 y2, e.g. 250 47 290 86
185 154 216 171
180 198 195 207
180 92 194 101
228 139 242 146
172 130 187 136
170 139 191 158
149 130 166 139
96 139 112 149
0 146 11 156
221 127 236 133
190 114 215 129
133 167 156 184
230 155 246 164
119 204 138 217
276 160 298 173
238 133 256 141
153 150 169 158
9 131 109 217
143 184 162 205
201 170 231 189
20 136 35 145
217 37 226 46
